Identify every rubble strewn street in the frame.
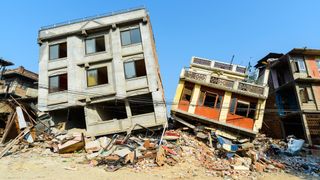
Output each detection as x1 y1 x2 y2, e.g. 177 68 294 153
0 109 319 179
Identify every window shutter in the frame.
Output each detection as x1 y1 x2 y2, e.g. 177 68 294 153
306 87 314 101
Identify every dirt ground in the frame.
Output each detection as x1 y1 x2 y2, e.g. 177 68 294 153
0 148 304 180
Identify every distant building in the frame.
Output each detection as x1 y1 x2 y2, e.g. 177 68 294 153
0 60 38 140
256 48 320 145
37 8 167 136
171 56 270 137
0 66 38 98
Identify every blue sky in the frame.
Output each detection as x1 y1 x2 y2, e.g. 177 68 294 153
0 1 319 101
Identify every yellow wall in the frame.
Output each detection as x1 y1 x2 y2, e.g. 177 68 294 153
219 91 232 123
188 84 201 114
171 80 185 110
253 99 266 132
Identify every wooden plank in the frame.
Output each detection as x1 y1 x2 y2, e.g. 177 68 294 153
0 112 17 144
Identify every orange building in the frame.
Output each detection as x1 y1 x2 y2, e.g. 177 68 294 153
256 48 320 145
171 57 270 137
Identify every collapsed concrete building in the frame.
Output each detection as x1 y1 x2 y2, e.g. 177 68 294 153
171 57 270 137
256 48 320 145
37 8 167 136
0 59 38 142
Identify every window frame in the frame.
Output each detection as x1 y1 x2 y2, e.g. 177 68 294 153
49 42 67 60
199 91 219 109
86 66 109 87
229 98 251 117
48 73 68 93
123 59 147 79
180 84 194 102
85 35 106 54
120 27 142 46
294 57 306 72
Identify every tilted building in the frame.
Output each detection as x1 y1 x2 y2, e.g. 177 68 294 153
256 48 320 145
37 8 167 136
171 57 270 137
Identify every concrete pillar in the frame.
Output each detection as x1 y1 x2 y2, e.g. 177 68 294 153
38 42 49 111
188 84 201 114
140 22 167 123
171 80 185 110
253 99 266 132
110 28 126 98
219 91 232 123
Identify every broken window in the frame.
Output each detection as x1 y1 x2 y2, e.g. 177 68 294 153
181 83 194 102
87 67 108 87
129 93 154 116
124 59 146 79
120 27 142 46
49 42 67 60
85 36 105 54
49 74 67 93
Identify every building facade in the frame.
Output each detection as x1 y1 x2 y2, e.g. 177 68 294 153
171 56 269 136
38 8 167 136
256 48 320 145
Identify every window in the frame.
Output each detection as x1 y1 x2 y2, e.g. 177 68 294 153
235 101 250 117
292 57 306 72
129 93 154 116
181 83 194 102
229 98 256 118
124 59 146 79
87 67 108 87
120 27 142 46
49 74 67 93
198 91 222 109
85 36 105 54
299 86 314 103
49 42 67 60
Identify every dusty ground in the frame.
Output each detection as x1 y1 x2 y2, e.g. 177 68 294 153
0 147 304 180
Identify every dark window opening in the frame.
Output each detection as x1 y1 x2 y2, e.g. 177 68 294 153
124 59 146 79
181 83 194 102
129 93 154 116
120 27 142 46
49 42 67 60
235 102 249 117
87 67 108 87
94 100 127 121
203 93 217 108
85 36 105 54
49 74 67 93
248 103 257 119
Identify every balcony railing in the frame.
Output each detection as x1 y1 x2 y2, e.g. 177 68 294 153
184 70 207 82
237 82 265 95
182 69 267 98
214 62 233 70
191 57 247 75
193 57 211 66
210 76 234 88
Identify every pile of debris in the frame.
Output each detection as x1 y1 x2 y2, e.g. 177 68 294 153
1 112 319 179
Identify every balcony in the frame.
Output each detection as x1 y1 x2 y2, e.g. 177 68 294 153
180 69 268 99
191 57 247 75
